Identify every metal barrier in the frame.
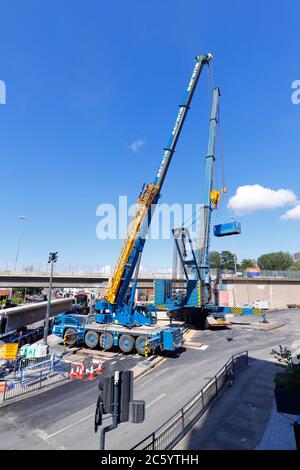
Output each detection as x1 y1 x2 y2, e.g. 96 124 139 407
131 351 248 450
0 356 70 403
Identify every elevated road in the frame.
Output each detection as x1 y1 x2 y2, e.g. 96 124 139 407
1 271 300 289
1 271 300 309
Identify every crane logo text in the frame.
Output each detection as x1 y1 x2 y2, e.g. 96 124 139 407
291 80 300 105
0 80 6 104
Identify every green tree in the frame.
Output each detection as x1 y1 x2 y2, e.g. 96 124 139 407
209 251 221 269
289 260 300 272
257 252 293 271
240 259 256 270
220 250 236 270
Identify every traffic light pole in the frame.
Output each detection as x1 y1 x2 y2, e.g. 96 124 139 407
43 252 58 346
99 371 120 450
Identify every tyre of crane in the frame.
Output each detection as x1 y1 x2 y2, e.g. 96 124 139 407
85 330 99 349
99 332 114 351
64 328 77 346
135 336 149 356
119 334 135 353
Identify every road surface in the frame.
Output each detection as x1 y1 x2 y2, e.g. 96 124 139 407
1 309 300 450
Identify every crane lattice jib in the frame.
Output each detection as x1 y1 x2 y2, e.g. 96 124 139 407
105 183 159 305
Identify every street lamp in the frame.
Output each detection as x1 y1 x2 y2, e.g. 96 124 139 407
43 252 58 345
14 216 27 271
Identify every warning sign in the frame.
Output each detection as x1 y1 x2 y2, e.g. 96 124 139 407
0 343 18 360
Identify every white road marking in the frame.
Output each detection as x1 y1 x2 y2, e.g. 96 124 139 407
45 412 95 439
146 393 166 409
139 368 169 387
111 361 117 365
135 358 167 383
120 356 126 360
199 345 209 350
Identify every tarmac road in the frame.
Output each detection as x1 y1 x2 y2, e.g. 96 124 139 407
1 309 300 450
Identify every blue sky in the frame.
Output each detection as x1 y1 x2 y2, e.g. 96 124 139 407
0 0 299 269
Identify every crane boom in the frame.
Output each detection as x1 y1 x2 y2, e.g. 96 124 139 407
198 87 220 274
105 53 212 306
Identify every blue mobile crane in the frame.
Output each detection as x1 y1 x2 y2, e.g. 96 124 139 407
154 87 264 326
52 53 213 354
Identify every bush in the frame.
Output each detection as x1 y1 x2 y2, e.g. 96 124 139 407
271 345 300 391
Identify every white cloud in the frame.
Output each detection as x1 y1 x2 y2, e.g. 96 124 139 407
280 204 300 220
227 184 297 215
128 139 144 153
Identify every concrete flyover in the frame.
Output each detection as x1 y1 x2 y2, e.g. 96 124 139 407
1 271 300 309
0 272 164 289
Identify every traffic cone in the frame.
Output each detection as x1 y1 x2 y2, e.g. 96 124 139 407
97 360 103 375
76 365 80 378
89 364 95 380
79 364 85 379
70 367 75 379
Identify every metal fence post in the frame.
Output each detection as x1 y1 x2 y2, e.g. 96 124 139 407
201 389 204 409
215 375 218 395
181 408 185 433
3 381 7 402
39 370 42 389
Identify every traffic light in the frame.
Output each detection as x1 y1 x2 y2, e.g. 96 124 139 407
119 370 133 423
98 375 114 414
95 370 145 433
94 395 103 433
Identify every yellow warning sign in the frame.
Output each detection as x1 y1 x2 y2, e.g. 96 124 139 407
0 343 18 360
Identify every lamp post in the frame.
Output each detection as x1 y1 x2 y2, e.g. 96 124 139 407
14 216 27 271
43 252 58 345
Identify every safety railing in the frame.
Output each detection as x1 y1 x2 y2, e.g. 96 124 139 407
131 351 248 450
1 262 300 279
0 357 71 403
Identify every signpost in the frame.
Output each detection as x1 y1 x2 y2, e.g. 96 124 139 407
0 342 18 360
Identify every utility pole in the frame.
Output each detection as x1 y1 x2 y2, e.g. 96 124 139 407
14 216 27 271
43 252 58 345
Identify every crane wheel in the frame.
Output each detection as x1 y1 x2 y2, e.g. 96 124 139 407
99 332 114 351
64 328 77 346
135 336 150 356
119 334 135 353
84 330 99 349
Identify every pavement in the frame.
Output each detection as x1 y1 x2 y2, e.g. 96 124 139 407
175 310 300 450
1 308 300 450
257 401 297 450
176 355 279 450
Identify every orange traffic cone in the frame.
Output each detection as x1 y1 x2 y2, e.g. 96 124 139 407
76 365 80 378
79 364 85 379
97 360 103 375
70 367 75 379
89 364 95 380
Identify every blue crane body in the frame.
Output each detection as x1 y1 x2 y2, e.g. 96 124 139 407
52 53 213 354
154 87 265 324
